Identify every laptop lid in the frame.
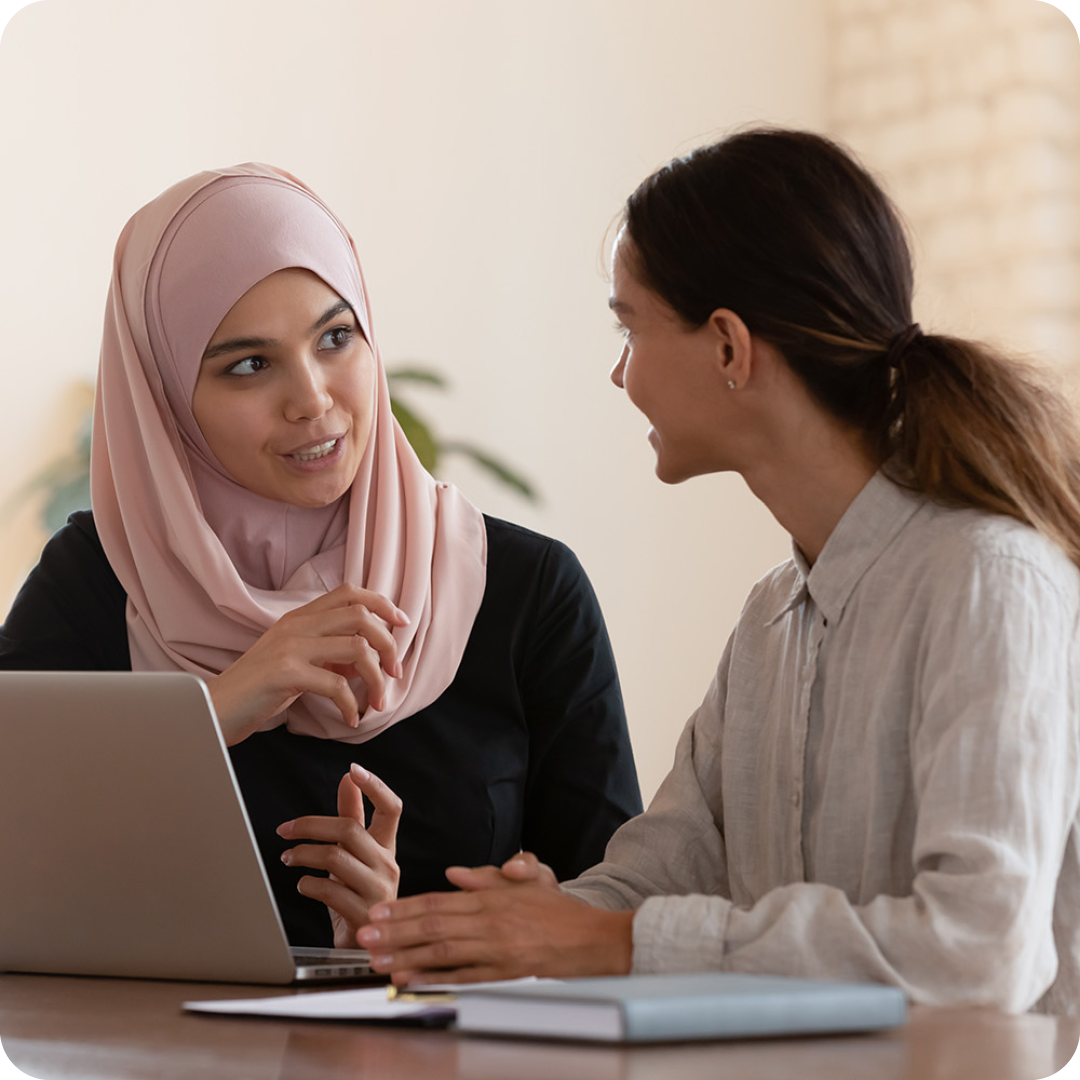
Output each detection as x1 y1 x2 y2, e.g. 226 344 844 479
0 671 370 984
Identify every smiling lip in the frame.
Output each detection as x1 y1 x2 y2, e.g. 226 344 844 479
281 434 347 470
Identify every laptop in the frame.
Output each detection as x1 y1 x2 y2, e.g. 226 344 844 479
0 670 381 984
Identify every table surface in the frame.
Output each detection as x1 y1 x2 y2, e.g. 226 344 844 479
0 973 1075 1080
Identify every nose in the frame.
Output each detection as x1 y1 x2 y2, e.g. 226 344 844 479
284 356 333 421
610 344 628 389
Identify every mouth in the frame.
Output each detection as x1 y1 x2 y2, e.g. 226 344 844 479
284 435 345 462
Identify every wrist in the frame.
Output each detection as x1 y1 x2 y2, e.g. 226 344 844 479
589 908 634 976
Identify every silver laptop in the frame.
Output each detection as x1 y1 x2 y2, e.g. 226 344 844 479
0 670 379 984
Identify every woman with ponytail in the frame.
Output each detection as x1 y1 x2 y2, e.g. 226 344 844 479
359 129 1080 1016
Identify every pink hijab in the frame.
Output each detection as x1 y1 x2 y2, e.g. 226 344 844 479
90 163 487 742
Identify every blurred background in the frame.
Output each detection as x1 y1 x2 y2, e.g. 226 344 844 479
0 0 1077 802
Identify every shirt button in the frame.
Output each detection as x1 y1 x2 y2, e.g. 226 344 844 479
792 791 801 809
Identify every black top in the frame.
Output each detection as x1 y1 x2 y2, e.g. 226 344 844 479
0 512 641 946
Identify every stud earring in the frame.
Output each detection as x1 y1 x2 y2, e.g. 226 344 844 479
727 380 736 390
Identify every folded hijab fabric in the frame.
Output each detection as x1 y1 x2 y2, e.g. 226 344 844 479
90 164 487 743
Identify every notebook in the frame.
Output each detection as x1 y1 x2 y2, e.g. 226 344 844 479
0 670 381 984
452 972 907 1042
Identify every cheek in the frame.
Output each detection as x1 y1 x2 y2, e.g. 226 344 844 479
193 390 264 467
345 348 377 431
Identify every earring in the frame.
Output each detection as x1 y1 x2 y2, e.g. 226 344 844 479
727 380 736 390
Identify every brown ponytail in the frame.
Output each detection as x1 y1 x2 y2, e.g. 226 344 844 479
623 127 1080 566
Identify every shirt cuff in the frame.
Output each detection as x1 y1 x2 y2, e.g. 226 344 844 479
631 893 732 974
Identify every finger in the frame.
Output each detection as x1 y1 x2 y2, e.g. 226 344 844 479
338 769 366 829
296 873 377 928
302 603 402 680
280 841 391 902
330 583 410 630
444 865 513 891
277 660 360 728
302 606 401 675
295 583 410 628
366 932 495 977
347 764 402 850
367 889 483 928
500 852 559 887
277 814 380 853
276 639 383 714
341 637 388 711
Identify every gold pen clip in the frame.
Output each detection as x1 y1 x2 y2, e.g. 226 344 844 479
387 985 458 1005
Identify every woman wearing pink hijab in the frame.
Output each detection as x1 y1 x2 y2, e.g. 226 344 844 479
0 164 641 947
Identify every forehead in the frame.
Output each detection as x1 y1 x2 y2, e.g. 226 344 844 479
210 268 344 336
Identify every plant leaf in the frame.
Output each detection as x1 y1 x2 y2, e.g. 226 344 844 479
385 366 448 390
389 396 440 472
439 441 539 502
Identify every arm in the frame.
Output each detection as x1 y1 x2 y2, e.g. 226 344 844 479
516 537 643 877
619 550 1080 1012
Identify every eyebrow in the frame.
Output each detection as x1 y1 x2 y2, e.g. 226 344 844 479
608 297 633 316
201 299 355 361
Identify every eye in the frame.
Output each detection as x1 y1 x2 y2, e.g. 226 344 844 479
319 325 355 351
613 320 631 340
224 356 269 377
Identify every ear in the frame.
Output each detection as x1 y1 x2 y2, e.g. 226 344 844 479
706 309 753 389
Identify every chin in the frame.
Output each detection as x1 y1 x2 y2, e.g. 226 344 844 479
653 458 690 485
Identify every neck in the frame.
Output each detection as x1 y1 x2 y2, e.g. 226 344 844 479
735 381 878 565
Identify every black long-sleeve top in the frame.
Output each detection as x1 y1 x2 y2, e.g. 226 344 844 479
0 511 642 945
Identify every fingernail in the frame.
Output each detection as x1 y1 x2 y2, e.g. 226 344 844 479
370 904 391 921
357 925 380 944
393 660 404 679
280 850 293 865
351 763 370 782
396 608 410 625
277 821 294 838
370 953 393 970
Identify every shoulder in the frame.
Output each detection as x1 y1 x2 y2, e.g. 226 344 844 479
34 509 116 582
899 501 1079 612
0 510 128 670
738 555 801 621
473 516 608 656
482 514 589 591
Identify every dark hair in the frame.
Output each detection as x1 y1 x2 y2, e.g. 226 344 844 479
623 127 1080 565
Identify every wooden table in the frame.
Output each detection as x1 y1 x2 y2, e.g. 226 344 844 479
0 973 1075 1080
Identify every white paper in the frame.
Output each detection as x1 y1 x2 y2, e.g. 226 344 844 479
182 977 549 1022
183 985 453 1022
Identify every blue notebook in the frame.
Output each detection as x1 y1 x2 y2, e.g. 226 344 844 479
453 972 907 1043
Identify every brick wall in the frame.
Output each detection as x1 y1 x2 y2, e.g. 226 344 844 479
826 0 1080 378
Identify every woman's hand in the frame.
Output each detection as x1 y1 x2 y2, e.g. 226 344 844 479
442 851 560 893
356 861 633 985
209 583 410 746
278 763 402 948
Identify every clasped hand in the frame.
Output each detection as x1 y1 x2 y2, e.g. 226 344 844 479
209 583 410 746
356 853 635 984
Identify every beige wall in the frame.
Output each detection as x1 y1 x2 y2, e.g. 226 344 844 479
3 0 1075 805
827 0 1080 379
0 0 818 801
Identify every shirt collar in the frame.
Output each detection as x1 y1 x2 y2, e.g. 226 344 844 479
766 472 923 626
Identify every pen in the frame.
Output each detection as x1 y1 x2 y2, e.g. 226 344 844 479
386 985 458 1005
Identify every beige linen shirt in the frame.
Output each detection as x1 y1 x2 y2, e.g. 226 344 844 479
564 473 1080 1015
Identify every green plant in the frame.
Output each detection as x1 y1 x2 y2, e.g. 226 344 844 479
13 370 537 534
